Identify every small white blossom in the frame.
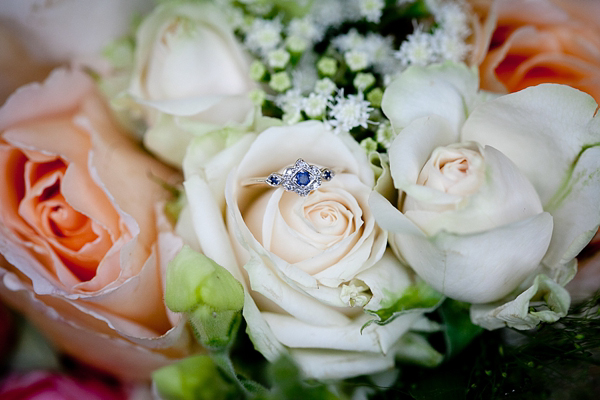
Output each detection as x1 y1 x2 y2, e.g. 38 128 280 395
359 0 385 23
286 35 309 54
282 110 303 125
245 18 283 54
376 120 397 148
267 48 291 69
345 50 370 71
276 88 304 113
395 26 437 68
363 33 396 74
303 92 329 118
292 52 319 92
288 17 324 43
433 29 471 62
247 2 273 16
314 78 337 96
434 2 471 38
333 29 364 53
310 0 347 29
327 90 373 133
354 73 376 91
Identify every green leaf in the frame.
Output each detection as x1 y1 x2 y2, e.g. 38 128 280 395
365 280 445 327
9 318 60 371
439 299 483 359
259 356 339 400
153 355 237 400
395 333 444 368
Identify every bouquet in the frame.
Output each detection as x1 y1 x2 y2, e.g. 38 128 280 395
0 0 599 398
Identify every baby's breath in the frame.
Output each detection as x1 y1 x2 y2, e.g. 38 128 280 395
358 0 385 23
345 50 370 72
314 78 337 96
245 18 282 55
303 92 329 118
327 91 373 133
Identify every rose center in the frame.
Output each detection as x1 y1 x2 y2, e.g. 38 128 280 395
417 142 484 196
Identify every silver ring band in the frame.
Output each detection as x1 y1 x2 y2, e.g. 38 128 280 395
243 159 337 197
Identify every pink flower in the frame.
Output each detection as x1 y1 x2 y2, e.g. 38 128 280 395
0 371 126 400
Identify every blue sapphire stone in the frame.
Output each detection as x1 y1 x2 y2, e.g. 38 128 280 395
267 174 282 186
322 169 333 181
295 170 311 186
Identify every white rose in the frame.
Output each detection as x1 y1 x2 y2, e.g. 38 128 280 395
223 122 438 379
373 62 600 329
0 0 153 63
126 1 256 166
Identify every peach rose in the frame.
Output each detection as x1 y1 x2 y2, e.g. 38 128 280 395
470 0 600 102
0 68 192 381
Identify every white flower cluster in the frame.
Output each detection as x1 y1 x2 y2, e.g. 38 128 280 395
333 29 396 75
326 90 373 133
358 0 385 23
244 18 283 55
274 82 374 135
395 0 472 67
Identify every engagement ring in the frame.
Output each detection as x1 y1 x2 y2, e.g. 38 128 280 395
244 159 336 197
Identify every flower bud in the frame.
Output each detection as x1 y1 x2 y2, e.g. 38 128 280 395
165 246 244 349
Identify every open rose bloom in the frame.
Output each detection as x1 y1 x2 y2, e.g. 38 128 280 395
0 69 192 380
374 62 600 330
176 121 441 379
470 0 600 102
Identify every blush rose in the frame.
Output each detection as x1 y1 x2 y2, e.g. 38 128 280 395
0 68 192 380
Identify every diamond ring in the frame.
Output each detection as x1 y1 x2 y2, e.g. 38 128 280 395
244 159 336 197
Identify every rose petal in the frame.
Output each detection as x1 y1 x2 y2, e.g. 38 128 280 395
382 62 480 134
371 191 554 303
462 84 599 204
0 270 189 381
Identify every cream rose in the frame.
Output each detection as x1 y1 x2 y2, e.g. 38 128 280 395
469 0 600 102
374 62 600 329
176 121 440 380
0 0 153 65
0 69 192 380
124 1 256 167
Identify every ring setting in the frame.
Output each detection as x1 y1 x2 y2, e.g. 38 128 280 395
264 159 335 197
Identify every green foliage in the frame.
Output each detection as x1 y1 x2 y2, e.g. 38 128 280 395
370 292 600 400
365 281 445 327
439 300 483 359
256 356 339 400
153 355 238 400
